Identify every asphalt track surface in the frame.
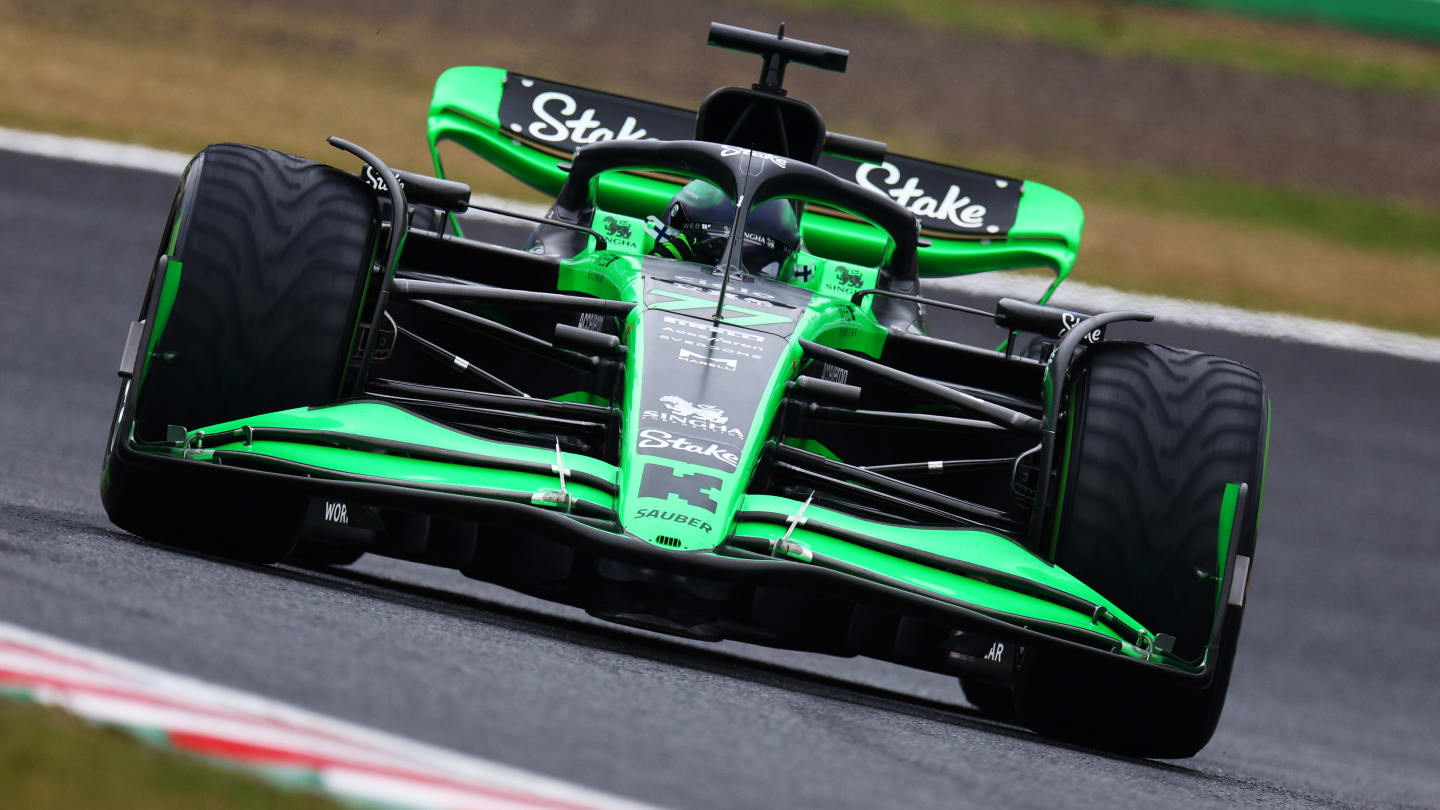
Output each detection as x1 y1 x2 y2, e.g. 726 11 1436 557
2 150 1438 809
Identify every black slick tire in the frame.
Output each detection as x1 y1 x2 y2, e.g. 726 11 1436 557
102 143 377 564
1014 342 1268 758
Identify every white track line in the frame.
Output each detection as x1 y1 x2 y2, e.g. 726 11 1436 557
1 126 192 175
0 620 659 810
4 124 1437 363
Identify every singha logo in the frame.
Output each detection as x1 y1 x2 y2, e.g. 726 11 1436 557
659 395 728 425
602 216 632 239
836 266 863 288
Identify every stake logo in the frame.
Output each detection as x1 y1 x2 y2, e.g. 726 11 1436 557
637 429 739 469
1058 311 1105 344
521 90 651 144
855 161 995 232
361 165 402 193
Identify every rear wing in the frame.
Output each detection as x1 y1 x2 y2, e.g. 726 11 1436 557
426 67 1082 294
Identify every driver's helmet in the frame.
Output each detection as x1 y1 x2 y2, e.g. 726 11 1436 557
651 180 800 277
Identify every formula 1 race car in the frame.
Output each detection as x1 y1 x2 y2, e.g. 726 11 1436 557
101 23 1269 757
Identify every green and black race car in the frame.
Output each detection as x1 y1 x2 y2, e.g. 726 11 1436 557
101 23 1269 758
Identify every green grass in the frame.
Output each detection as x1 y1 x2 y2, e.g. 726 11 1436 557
1025 161 1440 258
0 696 344 810
771 0 1440 96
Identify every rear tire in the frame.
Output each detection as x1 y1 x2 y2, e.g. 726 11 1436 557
102 143 377 563
1015 342 1268 757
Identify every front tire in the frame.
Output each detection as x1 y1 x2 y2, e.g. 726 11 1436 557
1015 342 1268 757
102 143 377 563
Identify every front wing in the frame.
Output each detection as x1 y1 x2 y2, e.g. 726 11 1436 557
110 397 1241 692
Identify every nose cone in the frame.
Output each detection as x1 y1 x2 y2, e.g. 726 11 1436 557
620 265 814 550
621 373 754 551
622 458 732 550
